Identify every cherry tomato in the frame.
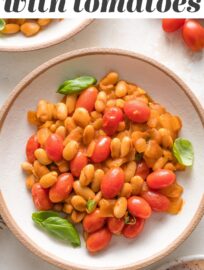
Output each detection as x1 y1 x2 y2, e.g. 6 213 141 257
49 173 73 203
45 134 64 162
162 19 186 33
76 87 98 112
135 161 150 180
107 217 125 234
127 196 152 219
26 135 40 163
86 228 112 253
182 20 204 51
124 100 150 123
147 169 176 189
83 209 106 233
122 218 145 239
91 136 111 163
142 191 170 212
101 168 125 199
70 151 88 177
102 107 123 136
32 183 52 210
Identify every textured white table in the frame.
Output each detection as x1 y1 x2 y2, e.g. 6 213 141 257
0 19 204 270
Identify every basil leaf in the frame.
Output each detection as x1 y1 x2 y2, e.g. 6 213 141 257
86 199 96 213
32 211 60 227
57 76 97 95
42 217 80 247
173 138 194 166
32 212 80 247
0 19 5 31
125 215 136 225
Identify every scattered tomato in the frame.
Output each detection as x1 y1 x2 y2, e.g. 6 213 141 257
83 209 106 233
127 196 152 219
135 161 150 180
70 151 88 177
32 183 52 210
107 217 125 234
91 136 111 163
86 228 112 253
162 19 186 33
26 135 40 163
124 100 150 123
76 87 98 112
142 191 170 212
122 218 145 239
101 168 125 199
102 107 123 136
45 134 64 162
147 169 176 189
49 173 73 203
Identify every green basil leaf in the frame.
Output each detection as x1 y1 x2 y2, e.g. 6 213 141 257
86 199 96 213
0 19 5 31
125 215 136 225
32 211 60 227
42 217 80 247
173 138 194 166
135 153 143 162
57 76 97 95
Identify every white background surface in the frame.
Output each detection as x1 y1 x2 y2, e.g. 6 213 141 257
0 19 203 270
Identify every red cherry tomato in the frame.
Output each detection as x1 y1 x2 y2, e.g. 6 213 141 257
142 191 170 212
127 196 152 219
26 135 40 163
45 134 64 162
101 168 125 199
91 136 111 163
122 218 145 239
147 169 176 189
102 107 123 136
135 161 150 180
49 173 73 203
32 183 52 210
86 228 112 253
182 20 204 51
70 151 88 177
107 217 125 234
83 209 106 233
162 19 186 33
124 100 150 123
76 87 98 112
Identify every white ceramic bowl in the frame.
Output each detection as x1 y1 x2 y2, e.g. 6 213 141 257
0 19 92 51
0 48 204 270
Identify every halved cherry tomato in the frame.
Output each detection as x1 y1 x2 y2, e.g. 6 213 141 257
91 136 111 163
107 217 125 234
122 218 145 239
101 168 125 199
83 209 106 233
45 134 64 162
124 100 150 123
182 19 204 51
70 151 88 177
49 173 73 203
142 191 170 212
86 228 112 253
162 19 186 33
76 87 98 112
135 161 150 180
147 169 176 189
32 183 52 210
102 107 123 136
26 135 40 163
127 196 152 219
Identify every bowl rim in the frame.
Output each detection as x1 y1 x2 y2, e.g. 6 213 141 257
0 48 204 270
0 19 93 52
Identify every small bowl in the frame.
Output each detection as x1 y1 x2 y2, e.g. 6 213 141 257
157 255 204 270
0 19 92 51
0 48 204 270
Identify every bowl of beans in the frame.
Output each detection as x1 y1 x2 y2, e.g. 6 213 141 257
0 48 203 270
0 19 92 51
